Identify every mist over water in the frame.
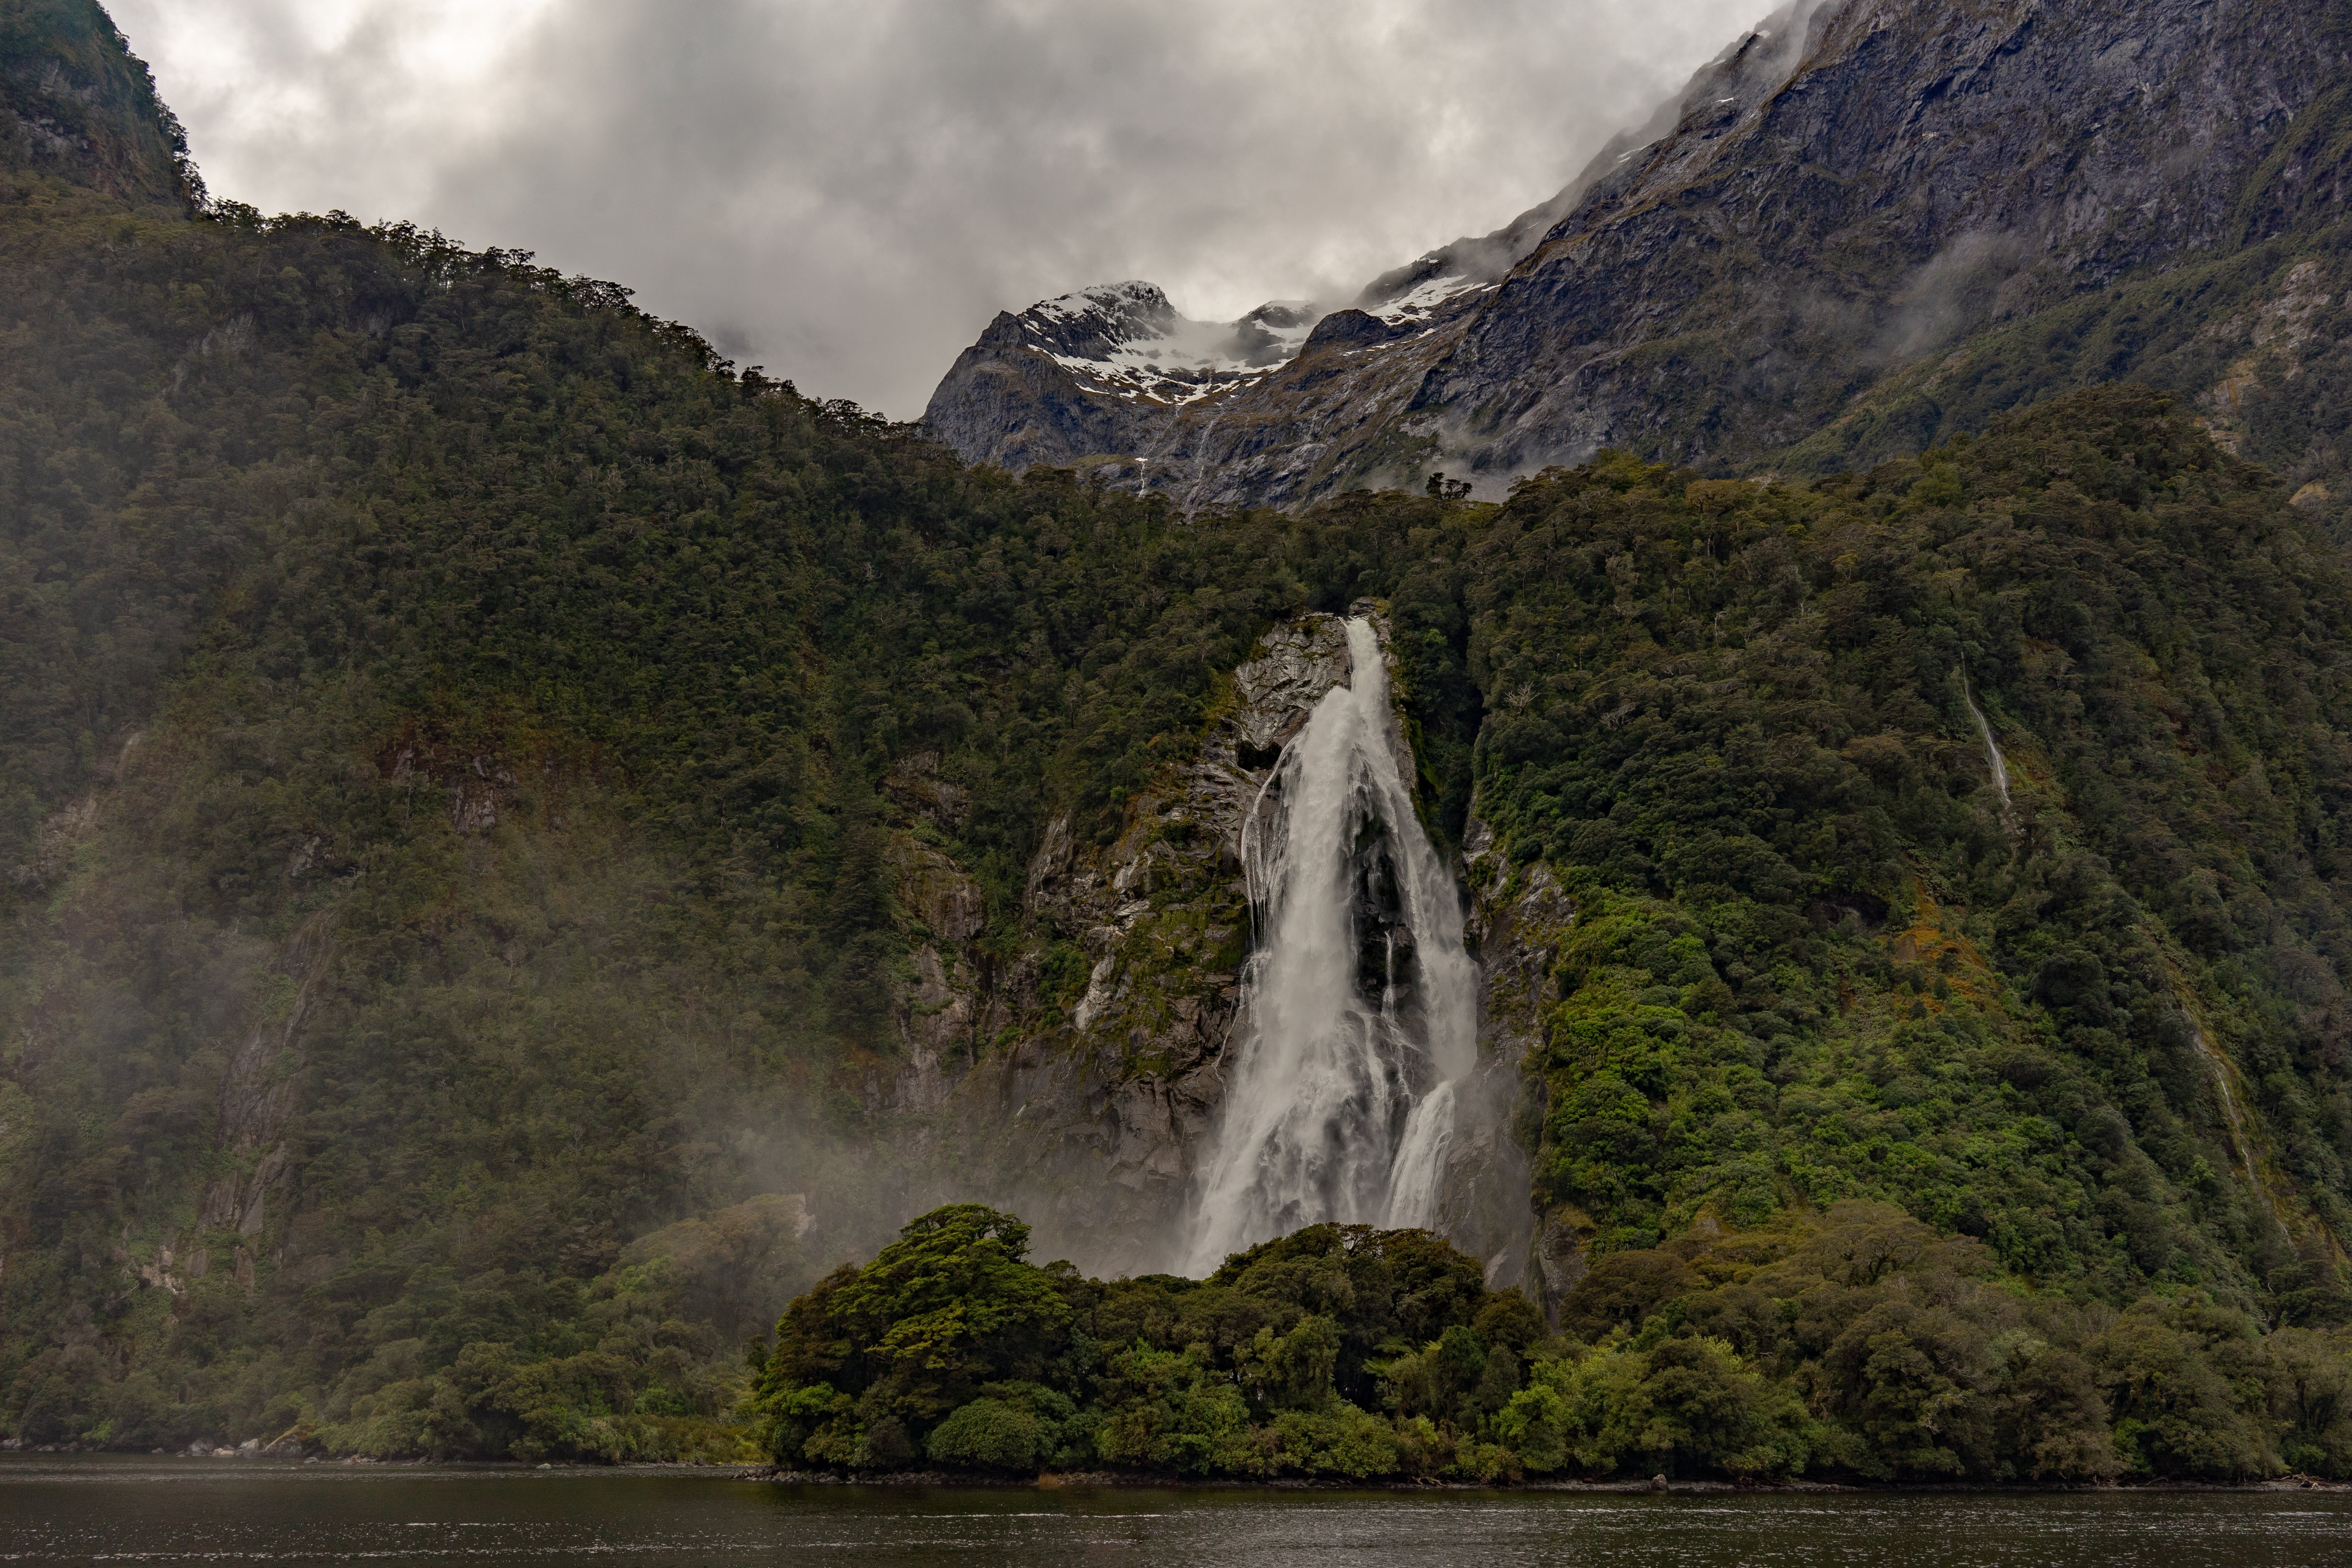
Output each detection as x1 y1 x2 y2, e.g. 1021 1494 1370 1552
1183 620 1477 1274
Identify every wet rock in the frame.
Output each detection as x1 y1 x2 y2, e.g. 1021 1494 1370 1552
1537 1212 1593 1323
918 613 1369 1274
1458 814 1577 1301
894 946 974 1114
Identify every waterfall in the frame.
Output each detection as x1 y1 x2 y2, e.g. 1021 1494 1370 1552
2185 1014 2292 1242
1380 1081 1459 1229
1960 674 2012 813
1183 619 1479 1274
2188 1018 2257 1180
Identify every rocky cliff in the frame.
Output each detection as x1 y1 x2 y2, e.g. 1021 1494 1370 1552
0 0 196 208
879 608 1542 1290
924 0 2352 523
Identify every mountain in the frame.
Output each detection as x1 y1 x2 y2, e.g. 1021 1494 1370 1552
922 282 1319 474
4 0 2351 1479
924 0 2352 534
917 125 1648 503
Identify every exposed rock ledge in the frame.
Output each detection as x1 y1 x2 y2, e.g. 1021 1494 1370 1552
881 606 1568 1293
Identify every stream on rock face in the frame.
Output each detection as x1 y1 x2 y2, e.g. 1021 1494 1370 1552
1182 619 1479 1273
1961 672 2013 814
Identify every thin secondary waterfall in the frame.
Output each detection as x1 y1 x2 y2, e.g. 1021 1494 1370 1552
1183 619 1479 1274
1961 674 2013 813
2185 1014 2292 1242
2188 1018 2258 1180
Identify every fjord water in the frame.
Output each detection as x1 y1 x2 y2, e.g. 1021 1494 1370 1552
1184 619 1479 1272
6 1458 2350 1566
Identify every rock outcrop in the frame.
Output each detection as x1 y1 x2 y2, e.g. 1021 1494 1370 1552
895 614 1357 1275
878 609 1588 1292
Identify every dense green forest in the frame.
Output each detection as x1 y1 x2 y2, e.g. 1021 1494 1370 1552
747 1201 2352 1483
0 2 1481 1455
1466 401 2352 1291
4 0 2351 1476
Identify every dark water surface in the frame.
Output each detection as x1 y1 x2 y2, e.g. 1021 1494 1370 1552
4 1455 2348 1565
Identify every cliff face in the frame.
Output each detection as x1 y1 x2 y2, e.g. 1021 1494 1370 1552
1417 0 2337 475
909 614 1349 1277
923 0 2352 514
881 610 1545 1289
0 0 195 207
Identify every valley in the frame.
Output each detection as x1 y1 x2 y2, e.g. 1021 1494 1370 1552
3 0 2352 1485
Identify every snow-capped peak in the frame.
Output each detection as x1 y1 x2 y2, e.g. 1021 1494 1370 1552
1013 283 1322 405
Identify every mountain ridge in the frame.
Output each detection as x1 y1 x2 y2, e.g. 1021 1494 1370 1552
924 0 2352 528
921 281 1319 474
5 0 2352 1476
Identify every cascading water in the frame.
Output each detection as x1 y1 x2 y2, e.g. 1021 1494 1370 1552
1182 619 1479 1274
1960 673 2013 814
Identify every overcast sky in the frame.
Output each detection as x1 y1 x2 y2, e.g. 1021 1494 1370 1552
111 0 1762 418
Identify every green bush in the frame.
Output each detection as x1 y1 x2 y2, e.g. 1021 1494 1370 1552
926 1399 1054 1471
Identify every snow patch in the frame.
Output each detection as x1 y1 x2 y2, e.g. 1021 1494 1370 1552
1366 270 1496 326
1015 282 1321 406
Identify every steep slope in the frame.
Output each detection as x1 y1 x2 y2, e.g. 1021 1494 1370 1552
926 0 2352 514
8 2 2352 1465
1779 143 2352 537
910 390 2352 1327
0 34 1387 1446
0 0 194 207
1415 0 2337 473
919 111 1659 492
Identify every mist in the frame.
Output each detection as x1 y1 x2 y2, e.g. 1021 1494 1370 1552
110 0 1766 418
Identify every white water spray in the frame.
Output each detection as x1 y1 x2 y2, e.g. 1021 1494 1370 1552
1183 619 1479 1274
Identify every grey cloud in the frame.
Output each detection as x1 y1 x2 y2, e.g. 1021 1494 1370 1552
113 0 1763 416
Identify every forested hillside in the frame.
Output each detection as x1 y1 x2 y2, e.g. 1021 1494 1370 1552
0 3 1484 1453
742 399 2352 1485
3 1 2350 1476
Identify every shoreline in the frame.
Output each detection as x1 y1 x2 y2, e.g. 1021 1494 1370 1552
756 1468 2352 1494
7 1449 2347 1493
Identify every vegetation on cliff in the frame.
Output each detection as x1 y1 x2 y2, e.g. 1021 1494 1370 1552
0 60 1471 1451
1454 395 2352 1316
3 0 2350 1469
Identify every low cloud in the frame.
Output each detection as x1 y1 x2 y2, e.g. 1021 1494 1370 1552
114 0 1764 417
